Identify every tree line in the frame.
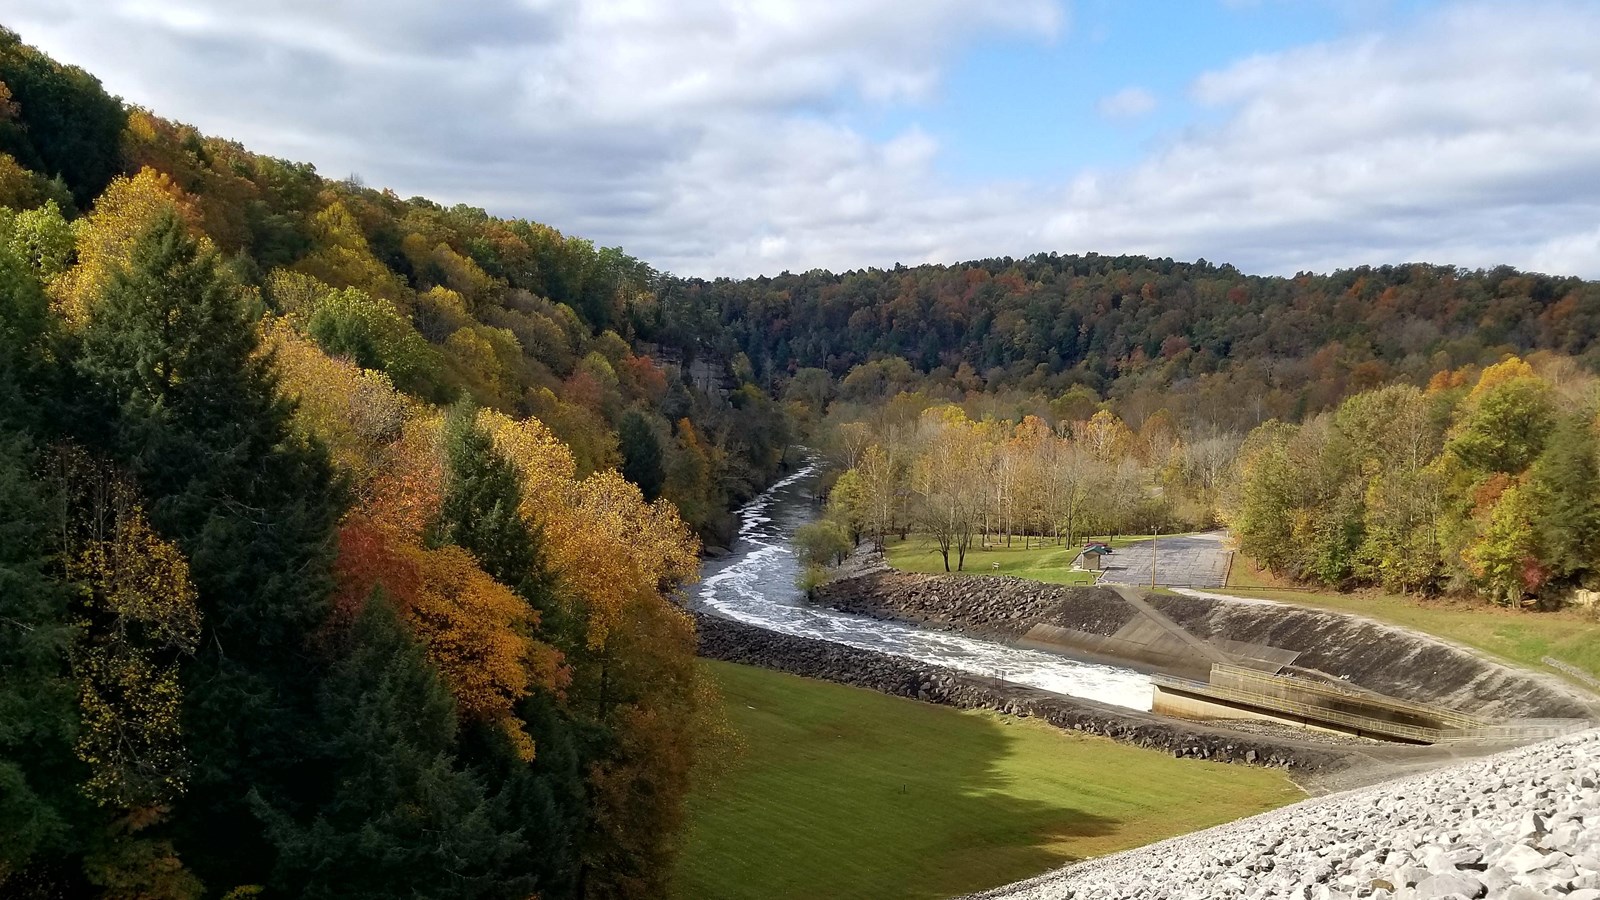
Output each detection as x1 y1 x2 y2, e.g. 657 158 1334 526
801 349 1600 610
1225 355 1600 605
803 404 1220 573
0 27 792 551
668 252 1600 438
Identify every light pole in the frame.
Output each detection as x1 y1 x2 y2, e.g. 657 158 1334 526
1151 525 1160 591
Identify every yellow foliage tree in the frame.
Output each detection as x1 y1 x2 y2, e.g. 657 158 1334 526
264 319 410 489
52 452 202 811
295 201 407 302
49 167 206 326
407 543 555 761
478 411 699 648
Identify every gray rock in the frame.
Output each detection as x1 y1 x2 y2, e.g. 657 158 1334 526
1413 872 1483 898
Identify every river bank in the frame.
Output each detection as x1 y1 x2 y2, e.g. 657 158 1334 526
693 462 1155 710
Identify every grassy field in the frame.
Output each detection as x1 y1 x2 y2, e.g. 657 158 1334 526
882 533 1200 586
882 535 1099 585
674 660 1302 900
1224 558 1600 682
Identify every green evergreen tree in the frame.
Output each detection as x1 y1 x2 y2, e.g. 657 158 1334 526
0 436 83 891
258 593 524 900
0 236 83 890
1530 413 1600 583
429 403 555 613
0 27 127 208
428 403 590 900
617 410 665 502
71 211 343 888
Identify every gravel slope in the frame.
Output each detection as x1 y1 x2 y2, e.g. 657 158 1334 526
967 729 1600 900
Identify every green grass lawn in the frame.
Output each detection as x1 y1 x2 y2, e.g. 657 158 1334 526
1225 558 1600 683
881 533 1202 586
674 660 1303 900
882 535 1100 585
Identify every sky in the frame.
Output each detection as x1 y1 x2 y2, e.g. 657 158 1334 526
6 0 1600 279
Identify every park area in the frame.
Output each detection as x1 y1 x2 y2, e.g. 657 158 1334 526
879 532 1210 586
673 660 1302 900
880 534 1131 585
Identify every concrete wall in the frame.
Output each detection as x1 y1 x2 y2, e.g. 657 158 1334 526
1151 685 1361 739
1148 593 1595 720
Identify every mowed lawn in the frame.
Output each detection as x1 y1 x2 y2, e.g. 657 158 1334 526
882 533 1201 586
882 535 1099 585
1225 559 1600 683
674 661 1302 900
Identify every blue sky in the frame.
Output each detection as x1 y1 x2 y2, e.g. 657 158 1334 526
6 1 1600 278
850 0 1450 184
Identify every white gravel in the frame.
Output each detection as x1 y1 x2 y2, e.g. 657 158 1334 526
971 729 1600 900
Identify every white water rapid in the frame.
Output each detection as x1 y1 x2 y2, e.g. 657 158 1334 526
695 462 1154 711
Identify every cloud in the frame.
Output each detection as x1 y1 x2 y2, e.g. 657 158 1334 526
1043 2 1600 277
5 1 1600 280
1096 86 1157 120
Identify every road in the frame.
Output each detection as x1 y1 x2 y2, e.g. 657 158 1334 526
1097 531 1231 588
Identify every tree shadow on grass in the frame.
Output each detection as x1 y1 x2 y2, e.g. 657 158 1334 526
677 662 1136 900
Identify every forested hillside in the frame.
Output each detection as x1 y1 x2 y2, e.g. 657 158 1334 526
672 256 1600 432
4 20 1600 900
0 29 744 899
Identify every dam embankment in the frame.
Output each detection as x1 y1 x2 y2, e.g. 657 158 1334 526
694 611 1351 772
814 571 1596 722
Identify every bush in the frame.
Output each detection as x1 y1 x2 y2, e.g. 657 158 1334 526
795 520 851 568
796 564 829 599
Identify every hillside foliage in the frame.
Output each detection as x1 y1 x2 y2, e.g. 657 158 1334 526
0 30 735 899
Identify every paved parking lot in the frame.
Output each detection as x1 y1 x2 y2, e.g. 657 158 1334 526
1096 531 1231 588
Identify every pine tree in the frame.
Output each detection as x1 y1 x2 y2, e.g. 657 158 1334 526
430 403 556 617
0 233 82 890
258 593 524 900
0 438 82 888
429 404 589 900
617 410 665 502
71 210 343 888
1530 413 1600 583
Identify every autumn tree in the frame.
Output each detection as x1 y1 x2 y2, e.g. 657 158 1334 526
909 407 984 571
1446 358 1556 475
1527 413 1600 585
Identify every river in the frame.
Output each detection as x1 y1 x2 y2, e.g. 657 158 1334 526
695 461 1155 711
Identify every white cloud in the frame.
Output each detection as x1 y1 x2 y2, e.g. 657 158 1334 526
1096 86 1157 120
1042 3 1600 277
5 1 1600 279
